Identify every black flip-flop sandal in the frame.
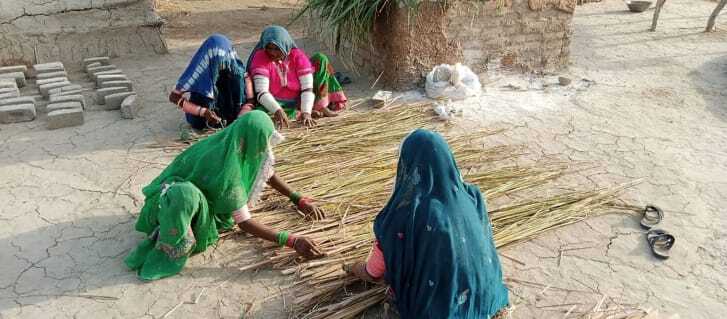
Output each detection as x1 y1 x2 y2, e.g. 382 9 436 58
646 229 675 259
335 72 352 85
640 205 663 229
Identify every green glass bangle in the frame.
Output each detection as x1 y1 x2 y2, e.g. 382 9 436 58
289 192 302 204
277 231 289 247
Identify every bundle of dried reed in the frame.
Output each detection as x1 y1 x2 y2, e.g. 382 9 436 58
152 102 635 318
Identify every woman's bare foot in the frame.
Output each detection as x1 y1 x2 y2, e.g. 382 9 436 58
321 107 339 117
311 108 338 118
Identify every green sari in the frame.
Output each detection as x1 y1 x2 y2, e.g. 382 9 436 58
125 110 280 281
310 53 347 112
255 99 298 120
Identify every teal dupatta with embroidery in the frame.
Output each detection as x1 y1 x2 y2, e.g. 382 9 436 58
373 129 509 318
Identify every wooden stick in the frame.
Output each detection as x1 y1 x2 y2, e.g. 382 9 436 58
239 260 271 272
650 0 667 32
161 301 184 318
706 0 727 32
370 71 385 89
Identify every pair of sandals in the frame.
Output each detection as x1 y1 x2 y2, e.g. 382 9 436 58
640 205 675 259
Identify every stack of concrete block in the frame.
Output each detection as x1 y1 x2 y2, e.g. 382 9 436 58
0 66 37 124
84 56 137 116
47 108 84 129
1 66 26 100
0 94 36 123
34 62 84 99
49 94 86 109
32 62 85 129
0 80 20 100
0 103 36 124
0 65 28 89
46 94 85 130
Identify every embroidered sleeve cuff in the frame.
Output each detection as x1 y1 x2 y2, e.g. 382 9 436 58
251 67 270 77
297 67 314 76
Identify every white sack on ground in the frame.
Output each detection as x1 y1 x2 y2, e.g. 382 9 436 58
425 63 481 100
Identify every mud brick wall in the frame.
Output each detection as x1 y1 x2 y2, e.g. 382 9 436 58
0 0 167 67
309 0 575 90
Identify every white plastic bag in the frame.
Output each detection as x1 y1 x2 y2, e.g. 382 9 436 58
425 63 481 100
432 100 462 121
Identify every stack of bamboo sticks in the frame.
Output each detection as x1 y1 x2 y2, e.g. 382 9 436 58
158 102 636 318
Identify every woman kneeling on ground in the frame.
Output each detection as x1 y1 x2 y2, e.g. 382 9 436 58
345 129 510 319
168 33 255 130
125 111 325 281
247 26 346 129
310 52 348 115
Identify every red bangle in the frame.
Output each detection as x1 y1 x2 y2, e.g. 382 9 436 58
286 234 297 248
297 197 312 209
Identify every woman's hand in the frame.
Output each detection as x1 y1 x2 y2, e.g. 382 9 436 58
299 200 325 220
343 261 377 282
273 109 290 129
238 103 254 117
202 108 222 125
299 112 317 128
169 90 184 105
293 236 325 259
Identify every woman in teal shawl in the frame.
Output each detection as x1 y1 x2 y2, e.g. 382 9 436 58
125 111 324 281
346 129 509 318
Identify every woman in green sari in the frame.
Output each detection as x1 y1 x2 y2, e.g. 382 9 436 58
310 52 347 116
125 110 325 281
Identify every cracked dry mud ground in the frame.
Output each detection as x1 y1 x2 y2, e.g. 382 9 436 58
1 0 726 318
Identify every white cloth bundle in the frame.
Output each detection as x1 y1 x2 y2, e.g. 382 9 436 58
425 63 481 100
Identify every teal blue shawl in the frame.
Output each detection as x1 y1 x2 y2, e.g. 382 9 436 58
373 129 509 318
246 25 297 73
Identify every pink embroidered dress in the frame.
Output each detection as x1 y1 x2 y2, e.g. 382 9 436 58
249 48 315 118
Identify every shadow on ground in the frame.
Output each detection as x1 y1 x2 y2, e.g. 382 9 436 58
693 54 727 121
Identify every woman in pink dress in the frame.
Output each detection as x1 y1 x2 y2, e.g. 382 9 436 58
246 26 341 128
